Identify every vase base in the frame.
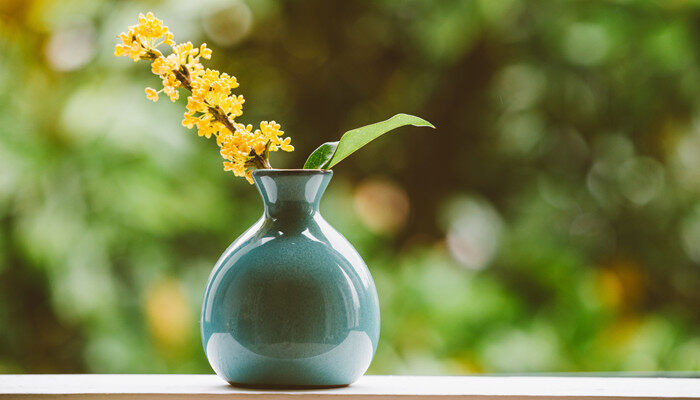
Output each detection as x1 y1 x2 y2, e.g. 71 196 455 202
228 381 350 390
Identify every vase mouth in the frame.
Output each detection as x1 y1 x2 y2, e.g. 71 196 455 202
252 168 333 215
252 169 333 176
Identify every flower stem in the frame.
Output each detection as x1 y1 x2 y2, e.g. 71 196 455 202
259 155 272 169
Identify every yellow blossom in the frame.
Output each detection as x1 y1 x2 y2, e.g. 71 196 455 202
114 12 174 62
199 43 212 59
145 87 159 102
115 12 294 182
279 137 294 152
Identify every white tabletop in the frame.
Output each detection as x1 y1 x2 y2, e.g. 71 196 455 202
0 374 699 400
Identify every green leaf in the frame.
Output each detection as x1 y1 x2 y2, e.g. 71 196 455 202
303 141 339 169
321 113 435 169
303 113 434 169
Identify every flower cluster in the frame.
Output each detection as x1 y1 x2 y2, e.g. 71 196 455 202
114 12 174 62
115 12 293 182
182 68 242 136
219 121 293 177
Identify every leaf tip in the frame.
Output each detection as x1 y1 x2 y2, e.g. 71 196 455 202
395 113 435 129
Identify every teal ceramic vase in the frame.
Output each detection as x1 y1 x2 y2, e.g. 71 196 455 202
201 169 380 388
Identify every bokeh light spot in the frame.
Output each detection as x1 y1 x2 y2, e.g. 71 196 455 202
441 196 503 270
354 179 410 235
564 22 610 66
202 0 253 47
44 21 96 71
144 279 192 353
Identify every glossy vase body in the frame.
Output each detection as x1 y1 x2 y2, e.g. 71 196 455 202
201 170 380 388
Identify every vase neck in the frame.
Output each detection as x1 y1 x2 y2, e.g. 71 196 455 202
252 170 333 219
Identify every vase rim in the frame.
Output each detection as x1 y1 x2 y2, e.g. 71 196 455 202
252 169 333 176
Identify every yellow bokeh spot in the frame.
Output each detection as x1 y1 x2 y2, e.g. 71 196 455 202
144 278 192 352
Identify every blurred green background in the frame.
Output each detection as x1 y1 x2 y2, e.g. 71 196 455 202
1 0 700 374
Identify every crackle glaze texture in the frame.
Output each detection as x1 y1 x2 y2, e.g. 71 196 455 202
201 169 380 388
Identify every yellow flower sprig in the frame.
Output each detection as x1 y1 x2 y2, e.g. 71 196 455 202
115 12 293 182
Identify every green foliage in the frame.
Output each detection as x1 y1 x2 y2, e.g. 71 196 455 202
303 114 434 169
0 0 699 376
